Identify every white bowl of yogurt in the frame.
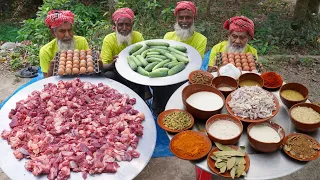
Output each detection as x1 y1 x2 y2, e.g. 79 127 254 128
205 114 243 145
247 121 285 153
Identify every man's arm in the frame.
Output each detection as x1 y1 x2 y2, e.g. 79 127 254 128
197 37 207 58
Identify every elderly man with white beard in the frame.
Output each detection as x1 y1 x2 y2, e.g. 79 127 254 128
40 10 89 77
100 8 151 100
207 16 258 72
164 1 207 58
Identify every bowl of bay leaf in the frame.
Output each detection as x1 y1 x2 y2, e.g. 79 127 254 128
207 143 250 179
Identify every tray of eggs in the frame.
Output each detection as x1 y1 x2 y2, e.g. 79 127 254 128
215 52 264 72
53 49 100 76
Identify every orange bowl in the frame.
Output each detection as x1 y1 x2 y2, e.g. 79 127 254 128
282 133 320 161
289 103 320 132
211 76 238 97
170 130 212 160
188 70 214 86
279 83 308 108
226 91 280 123
207 146 250 178
157 109 194 133
205 114 243 145
239 73 264 87
182 84 225 120
247 121 285 153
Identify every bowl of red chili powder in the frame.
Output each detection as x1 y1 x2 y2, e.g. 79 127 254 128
261 72 283 90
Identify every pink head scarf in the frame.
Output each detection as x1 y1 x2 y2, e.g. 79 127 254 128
223 16 255 38
174 1 197 17
45 10 74 29
112 8 135 23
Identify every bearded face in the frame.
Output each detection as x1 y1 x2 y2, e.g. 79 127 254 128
115 17 133 46
175 9 195 41
57 38 75 51
226 31 249 53
115 28 132 46
174 22 195 41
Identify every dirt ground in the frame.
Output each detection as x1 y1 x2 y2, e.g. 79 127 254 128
0 56 319 180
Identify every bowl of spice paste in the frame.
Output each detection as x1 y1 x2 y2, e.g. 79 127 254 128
261 72 283 90
157 109 194 133
188 70 214 86
280 83 308 108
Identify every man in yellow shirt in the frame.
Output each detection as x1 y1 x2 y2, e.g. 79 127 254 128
40 10 89 77
207 16 258 72
100 8 150 100
164 1 207 58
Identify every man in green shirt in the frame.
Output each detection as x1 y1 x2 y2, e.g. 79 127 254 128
164 1 207 58
100 8 151 100
40 10 89 77
207 16 258 72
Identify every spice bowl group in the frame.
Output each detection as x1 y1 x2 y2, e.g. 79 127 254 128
279 83 308 108
157 109 194 133
182 84 225 120
247 121 285 153
205 114 243 145
289 103 320 132
211 76 238 97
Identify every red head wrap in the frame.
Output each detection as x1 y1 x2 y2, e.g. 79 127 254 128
223 16 255 38
112 8 134 23
174 1 197 17
45 10 74 29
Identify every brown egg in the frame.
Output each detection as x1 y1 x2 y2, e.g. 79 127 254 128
228 54 234 59
59 61 65 66
247 55 254 60
60 53 67 58
242 62 249 67
249 62 256 67
80 62 86 67
73 64 80 68
80 50 86 53
234 52 240 56
73 53 79 57
80 55 86 60
235 62 241 67
228 58 234 63
67 50 73 54
237 67 242 71
86 50 92 55
240 52 246 56
67 53 73 58
87 62 94 67
59 65 65 69
58 68 64 75
246 52 252 56
65 68 72 74
67 57 72 61
74 49 80 53
66 64 73 69
247 58 254 63
243 66 250 71
86 55 92 59
80 52 86 56
59 57 66 62
80 67 87 74
235 59 241 63
73 57 79 61
72 68 79 74
222 54 227 59
250 66 256 71
234 55 241 59
66 61 72 65
241 59 247 63
222 61 228 65
87 66 94 73
80 60 86 64
60 50 67 54
240 55 246 59
73 60 79 64
227 52 234 56
222 52 227 56
222 57 228 62
230 62 236 66
87 58 93 62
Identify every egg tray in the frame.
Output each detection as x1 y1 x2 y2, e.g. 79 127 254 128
215 52 264 73
53 50 101 76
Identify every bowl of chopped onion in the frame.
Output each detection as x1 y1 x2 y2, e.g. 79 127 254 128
289 103 320 132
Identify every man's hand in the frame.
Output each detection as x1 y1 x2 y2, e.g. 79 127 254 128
44 60 55 78
102 58 117 71
207 66 218 73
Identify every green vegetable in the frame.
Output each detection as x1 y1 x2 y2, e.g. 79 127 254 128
136 55 148 67
149 68 169 77
166 62 184 69
132 44 148 56
146 57 163 63
171 52 190 63
170 45 187 52
130 55 142 67
146 41 169 47
146 55 167 59
168 63 185 75
168 47 187 57
144 62 159 72
129 44 143 55
164 52 177 61
137 66 150 76
141 49 150 58
149 46 168 49
127 56 137 71
147 52 160 56
152 59 170 71
162 111 192 130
